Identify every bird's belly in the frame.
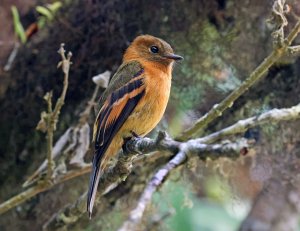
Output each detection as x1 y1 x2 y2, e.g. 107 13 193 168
120 84 170 138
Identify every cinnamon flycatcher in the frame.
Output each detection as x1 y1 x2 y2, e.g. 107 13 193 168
87 35 183 217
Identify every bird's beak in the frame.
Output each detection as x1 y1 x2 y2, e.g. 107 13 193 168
163 53 184 61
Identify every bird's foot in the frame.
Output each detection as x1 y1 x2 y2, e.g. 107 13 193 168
122 136 135 154
122 131 142 154
130 130 140 138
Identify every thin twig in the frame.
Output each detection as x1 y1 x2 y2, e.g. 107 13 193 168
46 91 54 179
53 45 72 120
46 44 72 179
3 42 20 71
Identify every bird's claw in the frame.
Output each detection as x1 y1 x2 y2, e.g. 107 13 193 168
122 137 134 154
130 130 140 138
122 132 142 155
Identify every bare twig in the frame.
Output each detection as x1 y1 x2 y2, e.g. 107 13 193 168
54 44 72 119
45 91 55 179
177 3 300 141
288 45 300 55
45 45 72 178
36 44 73 179
270 0 288 46
3 42 20 71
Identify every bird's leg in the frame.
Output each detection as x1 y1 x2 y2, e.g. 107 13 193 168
122 131 142 154
122 137 135 154
130 130 140 138
122 137 131 153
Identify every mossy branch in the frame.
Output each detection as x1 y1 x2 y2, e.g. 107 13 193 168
197 103 300 144
177 2 300 141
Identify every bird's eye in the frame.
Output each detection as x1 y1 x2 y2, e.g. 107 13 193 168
150 46 159 53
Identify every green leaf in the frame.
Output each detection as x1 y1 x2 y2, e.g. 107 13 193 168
36 6 53 20
37 17 46 29
11 6 27 44
47 1 62 13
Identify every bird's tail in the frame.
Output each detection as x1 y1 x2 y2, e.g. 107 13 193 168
87 137 121 218
87 157 102 219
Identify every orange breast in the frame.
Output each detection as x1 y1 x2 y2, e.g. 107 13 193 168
119 63 172 138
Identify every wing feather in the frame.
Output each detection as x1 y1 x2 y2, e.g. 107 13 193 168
87 64 145 216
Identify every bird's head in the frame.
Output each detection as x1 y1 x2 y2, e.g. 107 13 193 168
123 35 183 68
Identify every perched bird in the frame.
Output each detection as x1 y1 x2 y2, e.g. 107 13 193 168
87 35 183 217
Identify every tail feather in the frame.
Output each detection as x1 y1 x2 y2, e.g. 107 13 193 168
87 137 122 218
87 160 101 218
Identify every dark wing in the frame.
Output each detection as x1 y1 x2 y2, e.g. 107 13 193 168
87 61 145 217
94 61 144 114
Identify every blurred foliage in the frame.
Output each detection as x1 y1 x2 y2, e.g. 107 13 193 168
11 2 63 44
36 1 62 28
153 180 245 231
11 6 27 44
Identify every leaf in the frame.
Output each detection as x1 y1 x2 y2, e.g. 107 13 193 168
47 1 63 14
36 6 53 20
11 6 27 44
37 17 46 29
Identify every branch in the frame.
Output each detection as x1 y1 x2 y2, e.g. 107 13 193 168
4 96 299 224
43 133 249 230
0 165 90 215
177 6 300 141
197 103 300 144
54 44 72 120
43 98 300 229
118 139 249 231
36 44 73 179
48 45 72 178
